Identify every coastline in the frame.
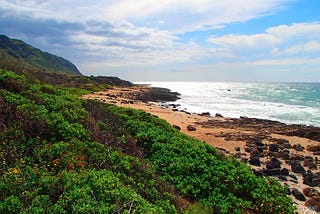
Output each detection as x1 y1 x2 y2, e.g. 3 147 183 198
140 81 320 128
83 85 320 213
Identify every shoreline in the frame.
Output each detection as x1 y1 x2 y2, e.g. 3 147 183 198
83 85 320 213
141 81 320 128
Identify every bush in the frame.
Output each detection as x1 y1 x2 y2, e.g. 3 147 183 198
52 170 169 213
0 195 23 213
108 106 295 213
0 69 296 213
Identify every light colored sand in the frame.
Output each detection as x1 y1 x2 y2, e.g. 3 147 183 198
83 87 247 154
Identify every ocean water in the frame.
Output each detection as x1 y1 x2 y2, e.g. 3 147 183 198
138 82 320 127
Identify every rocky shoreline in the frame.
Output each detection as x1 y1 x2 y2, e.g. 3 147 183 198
197 116 320 142
196 116 320 210
127 85 181 102
83 85 320 213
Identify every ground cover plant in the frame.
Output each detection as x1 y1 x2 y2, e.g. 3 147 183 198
0 69 296 213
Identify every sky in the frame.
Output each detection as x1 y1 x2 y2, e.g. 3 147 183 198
0 0 320 82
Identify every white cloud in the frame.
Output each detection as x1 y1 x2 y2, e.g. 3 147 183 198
77 39 208 68
111 56 320 82
0 0 296 70
76 23 177 51
281 41 320 55
0 0 293 33
105 0 293 33
209 34 279 48
0 0 210 66
266 22 320 40
2 0 319 82
248 57 320 66
208 22 320 59
208 33 280 59
65 22 209 67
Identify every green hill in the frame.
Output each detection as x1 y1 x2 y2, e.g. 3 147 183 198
0 35 81 75
0 69 295 213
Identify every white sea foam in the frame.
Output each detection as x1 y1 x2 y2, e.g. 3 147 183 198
136 82 320 127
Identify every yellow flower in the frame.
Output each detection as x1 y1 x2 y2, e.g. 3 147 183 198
12 168 20 174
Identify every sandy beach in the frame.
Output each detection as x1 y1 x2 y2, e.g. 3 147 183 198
83 85 320 213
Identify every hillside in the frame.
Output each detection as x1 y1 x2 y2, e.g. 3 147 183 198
0 68 296 213
0 35 81 75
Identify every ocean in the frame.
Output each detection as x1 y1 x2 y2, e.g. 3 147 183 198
138 82 320 127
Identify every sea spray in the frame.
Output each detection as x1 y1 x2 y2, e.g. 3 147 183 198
137 82 320 127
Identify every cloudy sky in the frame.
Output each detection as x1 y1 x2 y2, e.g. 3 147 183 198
0 0 320 82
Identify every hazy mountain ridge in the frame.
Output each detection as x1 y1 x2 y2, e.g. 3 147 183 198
0 35 81 75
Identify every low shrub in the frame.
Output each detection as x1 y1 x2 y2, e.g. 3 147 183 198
0 69 296 213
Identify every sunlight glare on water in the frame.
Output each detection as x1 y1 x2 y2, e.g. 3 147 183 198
137 82 320 127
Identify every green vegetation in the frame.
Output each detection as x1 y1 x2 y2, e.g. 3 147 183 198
0 68 296 213
0 35 81 75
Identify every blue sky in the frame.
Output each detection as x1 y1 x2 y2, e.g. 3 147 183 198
0 0 319 82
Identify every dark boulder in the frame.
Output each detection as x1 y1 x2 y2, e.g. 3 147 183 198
257 146 264 153
307 145 320 152
235 152 242 158
234 146 241 152
271 138 292 149
134 87 180 102
289 174 298 181
169 104 180 108
293 144 305 151
275 150 290 160
255 140 265 147
290 154 305 161
291 160 306 174
200 112 210 116
303 159 318 170
249 148 262 158
303 188 320 198
181 110 191 115
285 160 293 165
266 158 281 169
303 171 320 187
215 113 223 117
269 144 279 152
245 147 252 153
291 188 306 201
280 168 290 176
262 168 281 176
285 127 320 142
253 169 263 176
314 151 320 155
305 130 320 141
249 157 261 166
187 125 196 131
305 156 314 160
283 143 292 149
278 175 287 181
173 125 181 130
